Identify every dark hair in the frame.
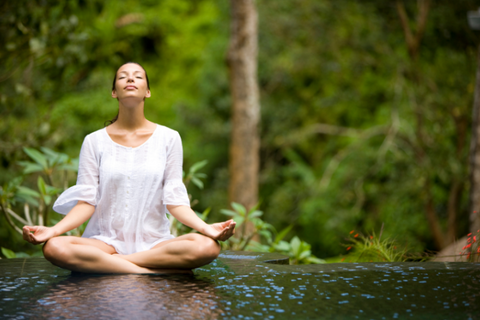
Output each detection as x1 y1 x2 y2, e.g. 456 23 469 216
104 62 150 127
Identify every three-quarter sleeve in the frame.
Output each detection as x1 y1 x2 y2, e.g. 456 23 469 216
53 135 99 215
162 131 190 207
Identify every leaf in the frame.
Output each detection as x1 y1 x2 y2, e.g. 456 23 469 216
308 256 325 264
231 202 246 216
189 160 208 173
23 148 48 169
191 177 204 189
290 236 301 254
248 210 263 219
299 250 311 260
258 230 273 242
45 185 62 196
1 247 16 259
44 195 52 206
15 194 39 207
40 146 59 158
232 216 245 225
220 209 237 217
18 161 44 174
16 186 40 198
37 176 47 195
274 225 294 244
274 241 291 252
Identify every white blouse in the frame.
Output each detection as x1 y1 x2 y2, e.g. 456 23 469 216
52 124 190 255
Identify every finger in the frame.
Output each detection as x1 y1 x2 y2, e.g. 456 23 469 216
23 226 31 240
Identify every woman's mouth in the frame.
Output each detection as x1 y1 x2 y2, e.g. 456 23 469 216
125 85 137 90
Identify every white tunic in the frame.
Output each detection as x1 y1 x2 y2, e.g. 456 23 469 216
52 124 190 255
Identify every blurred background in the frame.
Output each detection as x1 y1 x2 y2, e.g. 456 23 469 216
1 0 479 261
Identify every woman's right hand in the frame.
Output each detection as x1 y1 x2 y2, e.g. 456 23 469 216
23 226 56 245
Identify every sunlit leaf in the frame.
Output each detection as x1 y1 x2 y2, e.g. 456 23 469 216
231 202 246 216
1 247 16 259
220 209 237 217
37 176 47 195
18 161 44 174
189 160 208 173
23 148 47 169
191 177 204 189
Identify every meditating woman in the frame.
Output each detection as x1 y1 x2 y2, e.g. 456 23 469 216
22 62 236 274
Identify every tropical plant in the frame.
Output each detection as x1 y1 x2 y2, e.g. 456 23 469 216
169 160 209 236
460 230 480 262
0 147 78 235
339 227 430 263
219 202 324 264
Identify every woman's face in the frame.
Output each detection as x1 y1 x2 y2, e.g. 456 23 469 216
112 63 151 101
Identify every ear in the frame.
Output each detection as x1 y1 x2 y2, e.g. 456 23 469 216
112 90 117 99
145 89 151 98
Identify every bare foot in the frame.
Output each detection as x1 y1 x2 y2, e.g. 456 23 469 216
112 254 193 274
140 268 194 275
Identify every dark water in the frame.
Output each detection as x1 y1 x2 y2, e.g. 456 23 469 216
0 252 479 319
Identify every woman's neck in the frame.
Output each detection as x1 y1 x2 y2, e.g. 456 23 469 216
115 99 149 130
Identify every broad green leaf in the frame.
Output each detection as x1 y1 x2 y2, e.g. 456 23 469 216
37 176 47 195
18 161 44 174
23 148 48 169
275 241 291 252
1 247 16 259
15 194 39 207
258 230 273 242
220 209 237 217
299 250 311 260
231 202 246 216
191 177 204 189
189 160 208 173
248 210 263 218
44 195 52 205
290 236 301 254
274 225 294 244
45 185 62 196
16 186 40 198
308 257 326 264
232 216 244 225
40 147 60 159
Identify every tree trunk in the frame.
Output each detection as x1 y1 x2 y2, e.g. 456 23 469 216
227 0 260 211
469 45 480 235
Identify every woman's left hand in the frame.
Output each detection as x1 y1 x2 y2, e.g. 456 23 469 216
202 219 236 241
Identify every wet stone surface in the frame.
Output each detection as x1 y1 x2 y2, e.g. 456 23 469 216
0 251 479 319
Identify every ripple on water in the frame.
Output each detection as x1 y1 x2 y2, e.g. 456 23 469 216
1 257 480 319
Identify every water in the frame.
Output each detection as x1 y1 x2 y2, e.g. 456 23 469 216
0 251 479 319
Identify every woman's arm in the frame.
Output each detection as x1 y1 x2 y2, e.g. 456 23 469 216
23 200 95 245
167 205 235 241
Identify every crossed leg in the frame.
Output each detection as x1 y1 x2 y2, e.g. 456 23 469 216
43 233 220 274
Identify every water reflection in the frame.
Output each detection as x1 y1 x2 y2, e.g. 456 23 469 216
2 257 480 319
29 273 224 319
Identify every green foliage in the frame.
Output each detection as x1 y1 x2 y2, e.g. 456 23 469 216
1 0 478 259
339 228 431 263
220 202 324 264
0 147 80 246
1 247 16 259
273 236 326 265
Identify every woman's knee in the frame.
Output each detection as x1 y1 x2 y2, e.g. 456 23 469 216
43 237 73 265
194 235 220 263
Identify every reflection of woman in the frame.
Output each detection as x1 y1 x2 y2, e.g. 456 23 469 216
23 62 236 273
32 274 224 319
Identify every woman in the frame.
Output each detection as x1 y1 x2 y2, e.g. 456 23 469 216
23 62 236 274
